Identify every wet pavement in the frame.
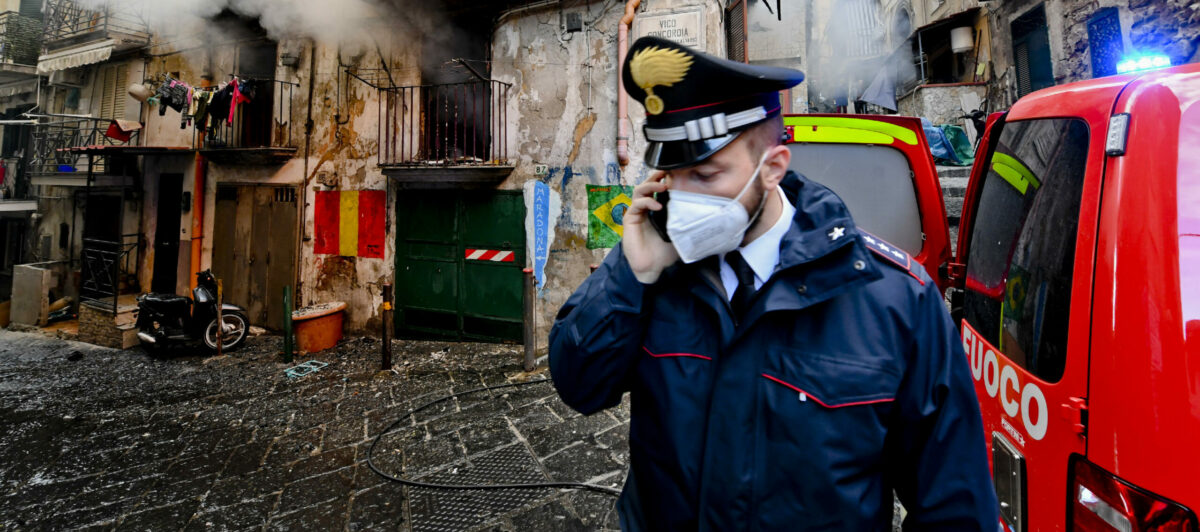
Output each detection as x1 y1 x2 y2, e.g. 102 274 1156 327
0 330 627 531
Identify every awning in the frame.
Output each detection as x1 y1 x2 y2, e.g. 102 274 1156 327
37 40 116 74
0 80 37 98
0 200 37 213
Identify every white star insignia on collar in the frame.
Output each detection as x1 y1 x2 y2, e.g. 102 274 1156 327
828 226 845 241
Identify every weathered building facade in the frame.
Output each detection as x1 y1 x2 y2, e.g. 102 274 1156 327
986 0 1200 108
5 0 426 345
0 0 41 318
5 0 1196 353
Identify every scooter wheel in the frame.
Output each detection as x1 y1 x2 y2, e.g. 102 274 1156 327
203 311 249 352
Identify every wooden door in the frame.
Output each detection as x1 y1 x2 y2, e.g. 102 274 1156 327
211 185 297 328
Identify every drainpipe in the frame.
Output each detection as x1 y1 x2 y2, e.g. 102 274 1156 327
297 38 318 308
189 152 205 294
617 0 641 166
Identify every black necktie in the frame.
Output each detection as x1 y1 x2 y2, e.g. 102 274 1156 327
726 250 756 321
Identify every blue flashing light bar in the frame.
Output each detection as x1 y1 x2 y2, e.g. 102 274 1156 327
1116 54 1172 75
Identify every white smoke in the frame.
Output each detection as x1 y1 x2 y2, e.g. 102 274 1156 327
808 0 918 112
77 0 445 50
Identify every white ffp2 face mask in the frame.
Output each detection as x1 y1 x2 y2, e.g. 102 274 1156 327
666 154 769 264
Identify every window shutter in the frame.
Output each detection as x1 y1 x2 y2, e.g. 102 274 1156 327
114 64 128 120
1014 42 1032 97
99 65 115 119
18 0 40 19
726 0 746 62
97 64 128 120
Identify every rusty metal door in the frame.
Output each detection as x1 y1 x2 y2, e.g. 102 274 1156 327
394 190 524 342
211 185 297 328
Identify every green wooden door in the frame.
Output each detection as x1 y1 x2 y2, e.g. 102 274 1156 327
395 190 525 342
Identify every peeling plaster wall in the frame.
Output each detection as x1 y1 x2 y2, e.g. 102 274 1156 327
28 185 81 302
493 0 725 350
747 0 808 112
136 36 419 333
292 41 418 334
896 83 987 125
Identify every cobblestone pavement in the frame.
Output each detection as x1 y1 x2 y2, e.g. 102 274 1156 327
0 330 626 531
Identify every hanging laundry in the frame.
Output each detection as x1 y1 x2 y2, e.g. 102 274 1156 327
228 78 252 124
155 78 189 116
207 83 235 126
194 91 212 132
181 85 195 129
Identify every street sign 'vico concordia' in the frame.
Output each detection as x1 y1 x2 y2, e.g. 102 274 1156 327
634 9 704 51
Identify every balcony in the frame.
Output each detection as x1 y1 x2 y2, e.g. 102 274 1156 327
354 72 514 188
0 11 41 81
198 79 299 165
38 0 148 73
29 117 140 186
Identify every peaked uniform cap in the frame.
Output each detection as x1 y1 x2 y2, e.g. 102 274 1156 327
622 36 804 169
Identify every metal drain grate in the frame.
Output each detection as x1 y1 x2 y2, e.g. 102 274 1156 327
408 444 554 531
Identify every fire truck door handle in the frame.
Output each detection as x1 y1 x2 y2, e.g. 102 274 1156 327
1061 397 1088 434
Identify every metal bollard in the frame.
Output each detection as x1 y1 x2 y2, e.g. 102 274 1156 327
215 279 224 357
381 283 393 370
522 268 535 372
282 285 294 363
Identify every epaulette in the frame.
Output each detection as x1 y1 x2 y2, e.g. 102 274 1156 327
860 231 925 285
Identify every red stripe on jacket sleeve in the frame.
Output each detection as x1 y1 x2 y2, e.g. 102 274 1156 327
642 346 712 361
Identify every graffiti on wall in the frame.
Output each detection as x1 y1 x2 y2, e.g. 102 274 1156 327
314 190 386 259
524 180 561 290
587 184 634 249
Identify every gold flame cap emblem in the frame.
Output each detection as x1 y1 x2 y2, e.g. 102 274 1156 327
629 46 693 115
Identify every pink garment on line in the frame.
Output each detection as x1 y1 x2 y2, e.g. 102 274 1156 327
229 78 250 123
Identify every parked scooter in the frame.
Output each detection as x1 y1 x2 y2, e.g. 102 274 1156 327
136 270 249 352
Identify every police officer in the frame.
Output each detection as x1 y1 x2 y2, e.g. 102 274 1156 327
549 36 998 531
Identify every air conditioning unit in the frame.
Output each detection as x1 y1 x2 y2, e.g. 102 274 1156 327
48 69 85 87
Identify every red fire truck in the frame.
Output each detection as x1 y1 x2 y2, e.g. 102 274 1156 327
949 61 1200 531
786 60 1200 531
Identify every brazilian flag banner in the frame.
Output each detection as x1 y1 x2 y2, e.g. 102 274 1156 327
587 184 634 249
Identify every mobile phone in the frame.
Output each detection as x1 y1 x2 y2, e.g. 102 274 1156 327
648 190 671 242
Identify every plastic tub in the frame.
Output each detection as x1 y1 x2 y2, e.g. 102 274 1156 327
291 301 346 353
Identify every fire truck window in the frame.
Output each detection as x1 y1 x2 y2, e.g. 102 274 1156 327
788 143 923 255
962 118 1088 383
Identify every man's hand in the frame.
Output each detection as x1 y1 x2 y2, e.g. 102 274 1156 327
623 171 679 284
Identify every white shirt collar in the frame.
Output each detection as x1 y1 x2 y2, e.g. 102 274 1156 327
719 186 795 295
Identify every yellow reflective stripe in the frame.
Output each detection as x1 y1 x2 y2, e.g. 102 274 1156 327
992 161 1029 195
783 116 919 145
790 126 896 145
991 152 1041 195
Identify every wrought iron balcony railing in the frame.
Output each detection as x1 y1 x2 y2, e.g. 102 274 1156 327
80 234 139 313
0 11 42 66
30 117 138 176
375 80 511 167
200 79 298 150
42 0 148 47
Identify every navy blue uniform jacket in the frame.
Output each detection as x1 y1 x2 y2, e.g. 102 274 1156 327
549 173 998 530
